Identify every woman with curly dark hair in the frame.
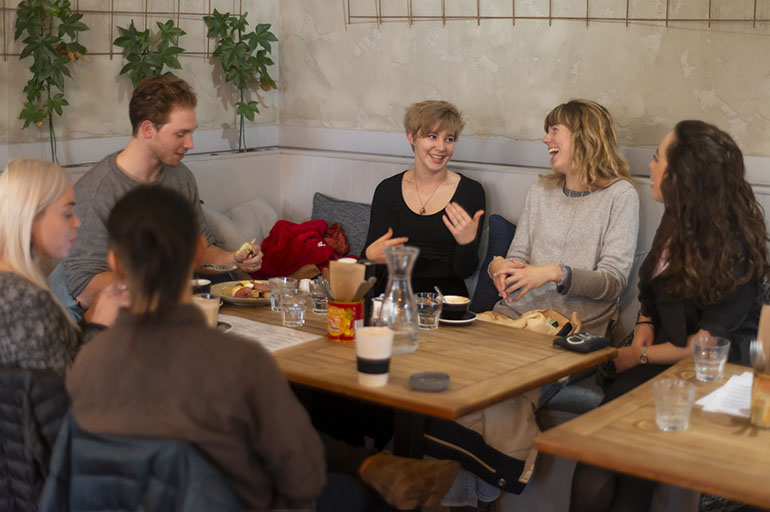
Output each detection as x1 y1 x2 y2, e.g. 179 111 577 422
570 120 769 512
610 120 769 392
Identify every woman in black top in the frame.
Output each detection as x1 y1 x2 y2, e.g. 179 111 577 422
570 120 770 512
608 120 768 396
363 100 485 296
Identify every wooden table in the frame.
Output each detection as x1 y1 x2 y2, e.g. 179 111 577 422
222 304 616 420
534 359 770 509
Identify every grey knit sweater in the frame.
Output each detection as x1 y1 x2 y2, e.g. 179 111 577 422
63 152 215 298
493 179 639 335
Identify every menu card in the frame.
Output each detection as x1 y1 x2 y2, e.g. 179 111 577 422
695 372 753 418
219 314 318 352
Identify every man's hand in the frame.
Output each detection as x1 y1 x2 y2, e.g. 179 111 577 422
76 271 116 310
203 244 262 274
234 243 263 273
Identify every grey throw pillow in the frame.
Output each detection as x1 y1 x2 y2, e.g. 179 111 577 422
311 193 371 257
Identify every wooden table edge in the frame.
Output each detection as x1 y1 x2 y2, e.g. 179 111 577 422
533 360 770 509
222 305 618 420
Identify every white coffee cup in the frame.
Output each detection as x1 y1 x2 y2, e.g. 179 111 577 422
355 326 394 387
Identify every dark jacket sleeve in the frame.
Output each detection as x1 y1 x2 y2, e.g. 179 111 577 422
452 177 486 279
698 279 759 365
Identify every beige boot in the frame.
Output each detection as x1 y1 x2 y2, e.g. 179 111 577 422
359 451 460 510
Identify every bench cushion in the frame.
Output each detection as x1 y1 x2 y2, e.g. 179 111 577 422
471 214 516 313
311 193 371 258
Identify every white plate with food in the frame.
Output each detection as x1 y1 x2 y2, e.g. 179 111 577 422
212 280 271 306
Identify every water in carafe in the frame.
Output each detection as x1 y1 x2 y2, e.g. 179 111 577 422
376 245 419 354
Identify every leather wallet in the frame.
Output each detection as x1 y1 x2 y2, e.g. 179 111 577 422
553 332 610 353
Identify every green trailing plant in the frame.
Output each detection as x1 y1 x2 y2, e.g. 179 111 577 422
113 19 186 86
14 0 88 162
204 9 277 152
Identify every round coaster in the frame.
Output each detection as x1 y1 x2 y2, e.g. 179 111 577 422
409 372 450 392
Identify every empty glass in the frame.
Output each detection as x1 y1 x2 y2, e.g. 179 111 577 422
268 277 298 312
653 378 696 432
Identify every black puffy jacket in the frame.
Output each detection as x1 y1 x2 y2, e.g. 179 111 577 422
0 368 69 512
39 411 244 511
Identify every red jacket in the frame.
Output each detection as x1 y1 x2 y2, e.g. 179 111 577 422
259 220 336 277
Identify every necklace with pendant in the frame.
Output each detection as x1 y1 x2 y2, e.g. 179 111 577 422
415 172 445 215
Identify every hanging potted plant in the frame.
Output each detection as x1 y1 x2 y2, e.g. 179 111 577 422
204 9 277 152
113 19 186 86
15 0 88 163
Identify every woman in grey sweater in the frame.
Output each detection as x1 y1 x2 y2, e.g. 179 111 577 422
434 101 639 510
490 99 639 336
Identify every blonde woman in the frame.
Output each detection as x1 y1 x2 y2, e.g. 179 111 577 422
363 100 485 296
0 159 121 374
490 99 639 336
431 101 639 509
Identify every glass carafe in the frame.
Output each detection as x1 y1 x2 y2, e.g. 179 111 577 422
376 245 420 354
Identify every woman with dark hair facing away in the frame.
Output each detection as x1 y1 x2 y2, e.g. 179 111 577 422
66 186 327 509
0 158 122 375
363 100 485 296
66 185 458 511
570 120 769 512
490 99 639 336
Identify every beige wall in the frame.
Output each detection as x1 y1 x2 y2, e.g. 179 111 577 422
279 0 770 156
4 0 770 158
2 0 279 147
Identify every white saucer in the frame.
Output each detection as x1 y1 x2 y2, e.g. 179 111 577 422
439 311 477 326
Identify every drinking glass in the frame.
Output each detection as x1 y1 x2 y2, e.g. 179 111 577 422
281 290 308 327
653 378 696 432
693 336 730 382
416 292 442 330
268 277 298 312
309 278 329 314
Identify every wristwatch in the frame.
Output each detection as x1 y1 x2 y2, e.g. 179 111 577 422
640 346 649 365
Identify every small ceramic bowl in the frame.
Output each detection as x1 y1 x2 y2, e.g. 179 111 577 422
441 295 471 320
191 279 211 294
